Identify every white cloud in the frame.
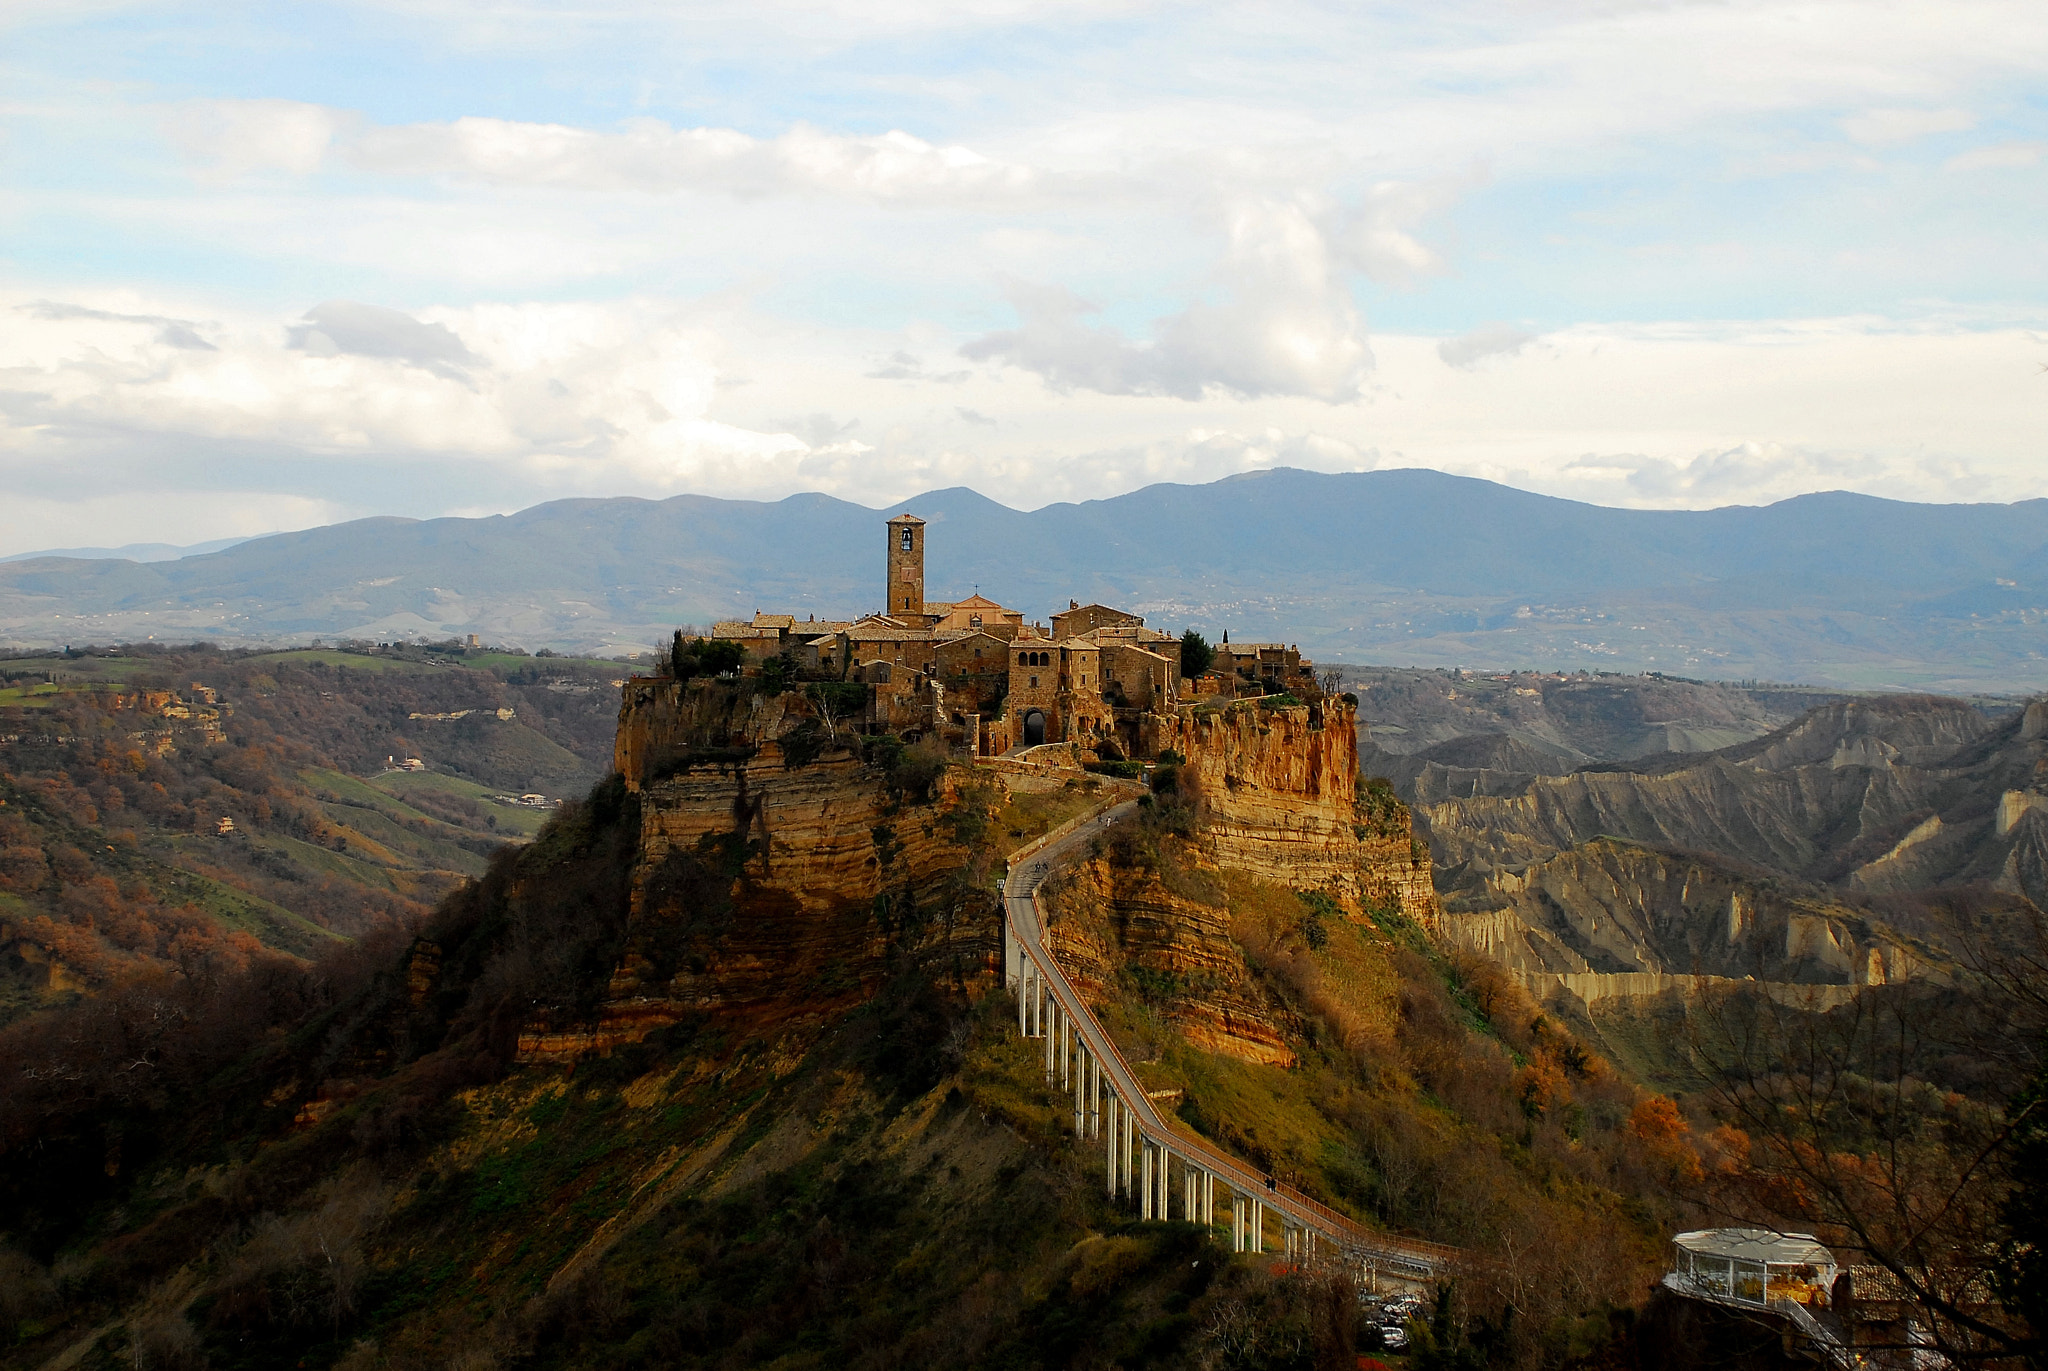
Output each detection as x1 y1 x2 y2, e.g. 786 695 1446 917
159 99 356 178
5 290 2048 554
286 300 478 381
0 292 808 501
169 103 1044 206
1438 323 1535 370
1839 107 1977 147
962 197 1375 402
1560 442 1944 505
1946 141 2047 171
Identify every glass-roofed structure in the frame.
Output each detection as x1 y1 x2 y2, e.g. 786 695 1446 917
1669 1228 1838 1308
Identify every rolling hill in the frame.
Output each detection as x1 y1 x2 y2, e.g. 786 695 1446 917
4 469 2046 691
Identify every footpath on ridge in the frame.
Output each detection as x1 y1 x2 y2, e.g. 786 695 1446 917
996 783 1460 1284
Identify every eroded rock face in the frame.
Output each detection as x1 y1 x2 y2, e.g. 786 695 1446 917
1161 698 1436 923
523 680 996 1059
553 681 1445 1065
1044 856 1296 1068
615 677 816 788
1422 695 2048 910
1438 840 1920 987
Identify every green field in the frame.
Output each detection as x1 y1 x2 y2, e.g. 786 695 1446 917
0 682 65 708
365 768 555 836
241 649 452 673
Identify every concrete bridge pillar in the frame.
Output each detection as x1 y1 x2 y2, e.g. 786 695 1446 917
1043 997 1056 1078
1203 1170 1215 1226
1059 1010 1070 1088
1250 1200 1264 1253
1105 1091 1118 1196
1140 1141 1154 1220
1016 954 1028 1035
1231 1195 1247 1251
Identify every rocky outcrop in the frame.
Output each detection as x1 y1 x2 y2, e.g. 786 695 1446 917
1720 695 1993 772
1160 698 1436 924
1423 694 2048 910
522 679 999 1059
1043 856 1296 1067
1437 840 1924 988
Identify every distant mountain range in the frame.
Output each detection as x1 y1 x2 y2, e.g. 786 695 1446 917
3 469 2045 692
0 535 255 564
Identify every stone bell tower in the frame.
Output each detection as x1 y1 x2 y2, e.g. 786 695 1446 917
886 513 925 618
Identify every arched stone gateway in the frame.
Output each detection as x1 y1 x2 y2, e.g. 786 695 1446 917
1023 710 1046 746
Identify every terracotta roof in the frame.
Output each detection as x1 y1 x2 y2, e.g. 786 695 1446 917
752 614 796 629
949 593 1011 610
887 512 926 525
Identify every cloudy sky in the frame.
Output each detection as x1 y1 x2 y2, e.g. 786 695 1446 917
3 0 2045 556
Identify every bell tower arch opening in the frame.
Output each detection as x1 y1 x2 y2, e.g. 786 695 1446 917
886 513 926 619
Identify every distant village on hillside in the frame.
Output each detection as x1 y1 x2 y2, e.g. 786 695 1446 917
706 512 1326 759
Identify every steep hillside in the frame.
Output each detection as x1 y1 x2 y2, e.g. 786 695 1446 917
1350 668 1839 764
1422 695 2048 907
5 470 2048 688
1438 841 1926 990
0 684 1690 1371
0 645 621 1025
1411 693 2048 1063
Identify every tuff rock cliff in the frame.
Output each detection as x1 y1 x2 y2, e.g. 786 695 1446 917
1043 854 1299 1068
1423 695 2048 906
1038 697 1439 1068
1417 693 2048 1007
1159 697 1436 924
583 686 1443 1073
517 679 997 1058
1438 840 1923 996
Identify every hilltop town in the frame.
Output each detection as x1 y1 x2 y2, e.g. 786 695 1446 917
705 511 1324 758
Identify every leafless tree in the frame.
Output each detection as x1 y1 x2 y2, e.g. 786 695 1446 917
1685 966 2043 1367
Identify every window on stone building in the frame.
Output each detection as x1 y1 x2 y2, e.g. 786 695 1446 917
900 528 913 552
1030 676 1038 688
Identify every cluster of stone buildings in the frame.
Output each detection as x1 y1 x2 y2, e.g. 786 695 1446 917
708 513 1320 759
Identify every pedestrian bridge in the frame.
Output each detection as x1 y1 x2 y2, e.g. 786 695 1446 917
1000 794 1460 1289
